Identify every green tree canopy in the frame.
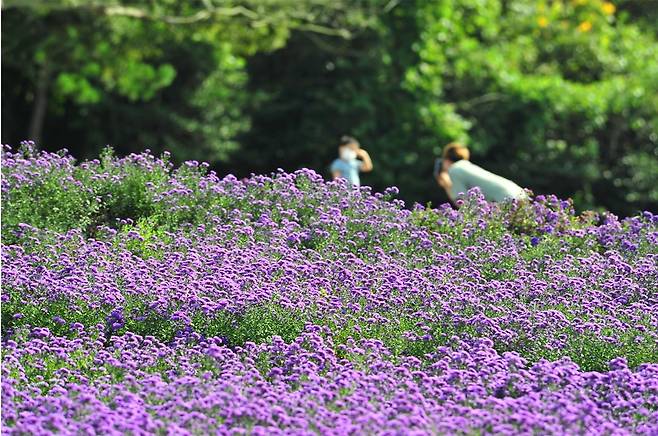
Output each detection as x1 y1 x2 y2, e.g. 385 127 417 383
2 0 657 215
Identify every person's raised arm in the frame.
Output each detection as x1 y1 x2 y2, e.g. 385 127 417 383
357 149 373 172
436 171 454 201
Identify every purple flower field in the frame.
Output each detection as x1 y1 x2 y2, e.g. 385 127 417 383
2 143 658 434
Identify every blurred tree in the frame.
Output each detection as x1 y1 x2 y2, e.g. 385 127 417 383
2 0 657 216
239 0 658 214
403 0 657 213
2 0 380 160
235 0 457 205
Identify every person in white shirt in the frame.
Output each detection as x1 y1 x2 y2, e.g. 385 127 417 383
434 142 526 202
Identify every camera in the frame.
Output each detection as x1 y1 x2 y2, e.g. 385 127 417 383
433 158 443 178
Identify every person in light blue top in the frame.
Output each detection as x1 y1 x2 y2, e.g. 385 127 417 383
330 136 373 187
435 142 526 202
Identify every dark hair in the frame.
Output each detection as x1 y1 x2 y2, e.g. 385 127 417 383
442 142 470 162
339 135 359 147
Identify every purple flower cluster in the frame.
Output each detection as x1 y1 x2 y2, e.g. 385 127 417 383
2 147 658 434
3 326 658 435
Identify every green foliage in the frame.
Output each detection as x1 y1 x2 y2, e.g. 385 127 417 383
91 148 171 224
400 0 657 214
4 289 654 372
220 304 307 346
2 0 379 161
1 156 101 244
2 291 104 338
3 179 98 240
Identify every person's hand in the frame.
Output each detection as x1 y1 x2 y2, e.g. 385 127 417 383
356 148 373 172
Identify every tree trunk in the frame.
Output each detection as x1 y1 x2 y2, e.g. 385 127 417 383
28 61 50 144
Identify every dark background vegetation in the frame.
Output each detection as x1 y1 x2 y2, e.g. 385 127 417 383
2 0 657 216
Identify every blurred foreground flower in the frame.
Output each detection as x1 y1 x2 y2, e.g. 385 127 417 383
602 2 616 15
577 20 592 32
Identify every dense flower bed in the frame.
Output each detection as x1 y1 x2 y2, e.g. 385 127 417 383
2 143 658 434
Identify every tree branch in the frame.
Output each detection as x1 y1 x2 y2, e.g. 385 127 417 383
296 23 351 38
455 93 508 110
102 5 258 24
3 1 355 38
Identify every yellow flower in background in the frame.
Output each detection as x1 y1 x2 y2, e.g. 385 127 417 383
537 16 549 28
602 2 616 15
577 20 592 32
